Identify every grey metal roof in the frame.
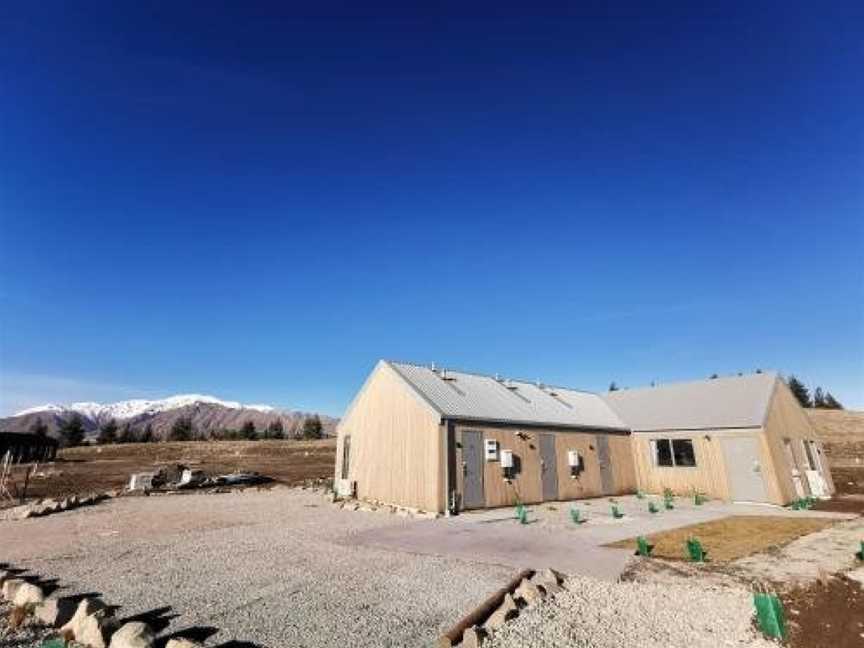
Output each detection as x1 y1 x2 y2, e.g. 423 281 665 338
602 372 779 431
386 361 629 430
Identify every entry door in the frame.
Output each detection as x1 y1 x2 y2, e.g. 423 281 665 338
461 430 485 509
596 435 615 495
721 437 768 502
782 439 806 498
539 434 559 501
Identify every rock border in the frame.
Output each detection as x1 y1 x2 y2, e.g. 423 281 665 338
0 566 201 648
437 567 565 647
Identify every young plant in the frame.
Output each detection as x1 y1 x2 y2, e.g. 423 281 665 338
648 501 659 514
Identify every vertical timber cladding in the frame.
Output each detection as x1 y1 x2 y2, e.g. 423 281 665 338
455 422 634 508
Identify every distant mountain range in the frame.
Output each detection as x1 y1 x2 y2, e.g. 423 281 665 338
1 395 338 440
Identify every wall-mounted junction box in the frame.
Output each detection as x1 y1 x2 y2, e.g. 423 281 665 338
484 439 499 461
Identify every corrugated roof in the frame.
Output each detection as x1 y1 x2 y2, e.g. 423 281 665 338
386 361 628 430
602 372 778 431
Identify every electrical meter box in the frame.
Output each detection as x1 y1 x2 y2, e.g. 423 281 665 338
484 439 499 461
500 449 514 469
567 450 581 467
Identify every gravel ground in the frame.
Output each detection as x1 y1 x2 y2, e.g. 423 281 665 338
732 517 864 584
2 488 513 647
0 601 55 648
484 576 774 648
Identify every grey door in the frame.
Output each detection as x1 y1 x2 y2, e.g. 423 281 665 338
721 437 768 502
540 434 559 501
461 430 485 509
596 435 615 495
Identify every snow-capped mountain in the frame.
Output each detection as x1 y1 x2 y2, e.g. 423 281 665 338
2 395 337 440
15 394 277 421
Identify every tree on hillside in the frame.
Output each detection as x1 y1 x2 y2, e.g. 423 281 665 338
608 381 619 392
823 392 844 410
265 419 284 439
813 387 826 408
58 413 86 447
139 423 155 443
240 420 257 440
169 417 193 442
301 415 323 440
29 418 49 438
785 375 812 408
709 373 719 379
97 418 118 445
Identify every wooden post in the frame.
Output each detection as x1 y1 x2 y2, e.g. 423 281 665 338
437 568 534 647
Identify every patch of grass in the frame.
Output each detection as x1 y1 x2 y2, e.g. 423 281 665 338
606 516 835 562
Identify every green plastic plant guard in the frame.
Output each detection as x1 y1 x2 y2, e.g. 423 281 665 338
611 504 623 519
570 507 585 524
648 501 659 514
686 538 706 562
694 492 705 506
40 641 66 648
636 490 645 499
515 503 528 525
636 535 652 557
754 593 786 640
856 540 863 561
664 496 674 510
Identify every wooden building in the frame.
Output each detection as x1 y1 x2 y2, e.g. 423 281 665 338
0 431 59 463
604 372 834 505
335 361 635 514
336 362 834 512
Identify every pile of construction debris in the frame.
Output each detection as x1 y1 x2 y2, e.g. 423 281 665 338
127 464 270 494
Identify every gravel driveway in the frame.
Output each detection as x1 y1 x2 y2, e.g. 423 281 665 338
1 488 513 647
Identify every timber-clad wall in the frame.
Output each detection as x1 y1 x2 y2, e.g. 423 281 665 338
762 380 835 501
335 363 444 512
453 423 635 508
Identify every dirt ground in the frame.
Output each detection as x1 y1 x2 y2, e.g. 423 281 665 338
831 466 864 495
3 439 336 503
811 494 864 515
782 574 864 648
607 516 836 562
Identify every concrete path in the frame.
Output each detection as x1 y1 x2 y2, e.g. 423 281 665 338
350 494 855 580
349 519 633 580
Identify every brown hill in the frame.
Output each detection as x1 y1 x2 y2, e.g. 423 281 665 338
807 408 864 467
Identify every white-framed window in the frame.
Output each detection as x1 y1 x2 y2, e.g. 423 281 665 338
650 438 697 467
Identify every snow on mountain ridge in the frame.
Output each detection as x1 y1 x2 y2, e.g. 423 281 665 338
15 394 283 420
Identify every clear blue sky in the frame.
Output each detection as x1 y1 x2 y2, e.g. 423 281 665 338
1 2 862 416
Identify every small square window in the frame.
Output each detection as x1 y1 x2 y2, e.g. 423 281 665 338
672 439 696 467
654 439 673 466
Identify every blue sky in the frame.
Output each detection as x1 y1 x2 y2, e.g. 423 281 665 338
1 2 862 416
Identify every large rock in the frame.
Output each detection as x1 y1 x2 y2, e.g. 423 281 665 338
483 593 518 630
165 640 203 648
461 625 484 647
514 578 544 606
12 582 45 607
61 598 115 648
35 596 80 627
165 639 204 648
2 578 26 601
109 621 154 648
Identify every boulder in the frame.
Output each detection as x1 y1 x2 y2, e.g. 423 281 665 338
109 621 155 648
531 568 562 595
165 639 204 648
514 579 544 606
461 625 484 647
2 578 26 601
35 596 79 627
12 581 45 607
61 597 114 647
165 640 202 648
483 593 518 630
